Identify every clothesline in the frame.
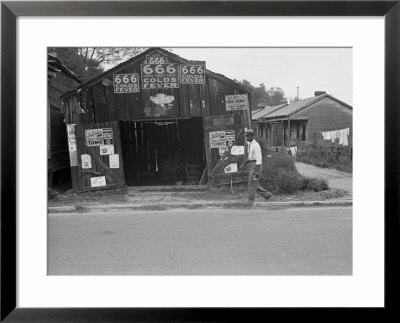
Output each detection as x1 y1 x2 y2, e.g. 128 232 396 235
321 128 350 146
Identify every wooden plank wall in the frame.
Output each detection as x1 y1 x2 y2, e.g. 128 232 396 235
71 121 125 191
64 56 250 124
203 113 248 187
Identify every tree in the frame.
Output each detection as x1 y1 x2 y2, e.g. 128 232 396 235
234 80 287 110
266 87 286 106
48 47 146 81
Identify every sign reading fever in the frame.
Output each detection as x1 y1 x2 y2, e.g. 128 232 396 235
225 94 249 111
180 63 206 84
113 73 140 93
141 54 179 89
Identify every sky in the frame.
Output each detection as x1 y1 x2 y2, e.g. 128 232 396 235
167 47 353 106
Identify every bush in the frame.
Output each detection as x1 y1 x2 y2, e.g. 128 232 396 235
260 169 303 194
300 177 329 192
48 187 59 200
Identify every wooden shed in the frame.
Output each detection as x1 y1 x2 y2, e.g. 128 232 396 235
48 54 81 187
253 93 352 149
60 48 252 191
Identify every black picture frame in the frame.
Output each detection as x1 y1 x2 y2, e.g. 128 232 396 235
1 1 399 321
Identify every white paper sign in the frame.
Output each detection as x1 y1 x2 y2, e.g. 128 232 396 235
226 94 249 111
231 146 245 155
90 176 106 187
81 154 92 169
224 163 238 173
68 139 77 152
109 154 120 168
99 145 114 155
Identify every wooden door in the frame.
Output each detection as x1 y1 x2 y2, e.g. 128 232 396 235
203 114 248 187
72 121 125 191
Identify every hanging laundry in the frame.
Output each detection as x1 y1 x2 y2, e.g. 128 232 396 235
321 128 349 145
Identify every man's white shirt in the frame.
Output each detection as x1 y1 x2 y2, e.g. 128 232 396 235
247 139 262 165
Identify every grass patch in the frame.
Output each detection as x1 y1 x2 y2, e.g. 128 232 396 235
256 138 330 195
297 151 352 173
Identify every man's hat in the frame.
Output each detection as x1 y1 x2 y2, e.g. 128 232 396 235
245 128 255 136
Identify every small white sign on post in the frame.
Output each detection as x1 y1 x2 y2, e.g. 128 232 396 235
225 94 249 111
90 176 106 187
81 154 92 169
224 163 238 173
109 154 120 168
99 145 114 156
231 146 245 155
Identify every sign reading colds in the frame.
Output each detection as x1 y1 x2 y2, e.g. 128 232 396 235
113 73 140 93
141 54 179 89
180 63 206 84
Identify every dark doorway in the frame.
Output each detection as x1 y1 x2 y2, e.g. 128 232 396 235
120 117 205 186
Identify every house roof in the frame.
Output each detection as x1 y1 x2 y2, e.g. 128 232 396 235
48 54 81 82
252 103 288 121
60 47 251 100
263 94 352 119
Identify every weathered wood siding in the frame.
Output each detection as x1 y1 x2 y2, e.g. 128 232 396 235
293 97 352 144
71 121 125 191
64 54 249 125
48 70 80 172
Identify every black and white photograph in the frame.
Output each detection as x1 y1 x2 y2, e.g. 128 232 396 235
47 47 353 276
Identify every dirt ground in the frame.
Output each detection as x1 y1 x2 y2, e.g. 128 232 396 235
295 162 352 194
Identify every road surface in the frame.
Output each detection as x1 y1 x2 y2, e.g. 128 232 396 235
48 207 352 275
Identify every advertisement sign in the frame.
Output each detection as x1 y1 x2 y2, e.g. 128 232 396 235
99 145 114 156
113 73 140 93
102 128 114 145
231 145 245 155
85 129 104 146
81 154 92 169
180 63 206 84
225 94 249 111
109 154 120 168
90 176 106 187
141 54 179 89
224 163 238 173
66 124 78 166
209 130 235 149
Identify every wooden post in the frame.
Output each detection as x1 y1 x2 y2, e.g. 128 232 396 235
288 117 291 154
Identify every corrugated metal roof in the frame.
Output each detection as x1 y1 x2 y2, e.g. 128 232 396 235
252 103 288 120
264 95 329 119
48 54 81 82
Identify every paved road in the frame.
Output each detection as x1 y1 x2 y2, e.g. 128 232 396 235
48 207 352 275
295 162 353 193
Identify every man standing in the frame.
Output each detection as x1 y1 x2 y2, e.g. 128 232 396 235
243 129 272 202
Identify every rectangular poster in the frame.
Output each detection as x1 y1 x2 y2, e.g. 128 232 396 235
81 154 92 169
113 73 140 93
90 176 106 187
85 129 104 146
109 154 120 168
66 124 78 166
224 163 238 173
141 58 179 89
180 63 206 84
209 130 235 149
102 128 114 145
99 145 114 156
231 145 245 155
225 94 249 111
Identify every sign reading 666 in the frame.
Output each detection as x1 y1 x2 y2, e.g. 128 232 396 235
113 73 140 93
180 63 206 84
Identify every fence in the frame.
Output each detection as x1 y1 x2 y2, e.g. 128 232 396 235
296 141 352 167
